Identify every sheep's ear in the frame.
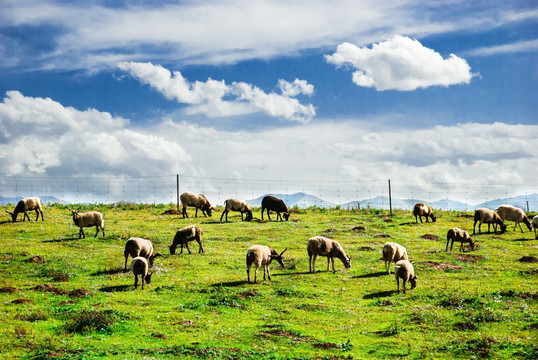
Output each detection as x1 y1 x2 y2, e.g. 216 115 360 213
280 248 287 256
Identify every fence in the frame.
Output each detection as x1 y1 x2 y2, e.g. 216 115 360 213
0 175 537 211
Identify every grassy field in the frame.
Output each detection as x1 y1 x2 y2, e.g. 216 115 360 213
1 203 536 359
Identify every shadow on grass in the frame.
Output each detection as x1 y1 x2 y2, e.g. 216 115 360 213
513 237 535 242
99 285 131 292
399 222 418 226
211 280 248 287
272 271 311 276
91 268 125 276
363 290 396 299
42 237 80 243
0 220 11 225
352 271 387 279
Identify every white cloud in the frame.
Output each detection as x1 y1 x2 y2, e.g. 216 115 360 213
118 61 315 123
326 35 477 91
464 39 538 57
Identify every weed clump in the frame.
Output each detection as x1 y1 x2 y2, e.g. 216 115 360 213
62 309 128 334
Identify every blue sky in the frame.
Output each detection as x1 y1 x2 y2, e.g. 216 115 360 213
0 0 537 203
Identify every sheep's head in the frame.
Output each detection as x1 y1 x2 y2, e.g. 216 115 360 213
431 214 437 223
169 244 177 255
468 238 476 251
343 255 351 270
410 275 417 289
5 211 16 222
283 212 290 221
499 224 507 234
271 248 287 268
245 210 253 221
204 205 214 217
145 272 153 285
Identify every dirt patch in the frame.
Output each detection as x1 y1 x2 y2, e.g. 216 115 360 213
421 234 439 241
31 284 68 295
52 273 70 282
519 256 538 263
453 322 478 331
260 329 310 343
68 288 93 298
375 234 392 238
313 342 339 349
0 286 20 293
152 333 168 339
323 227 338 233
459 214 474 218
454 254 484 263
25 255 45 263
416 262 463 271
359 246 375 251
161 209 181 215
11 298 34 304
352 226 366 232
238 290 259 299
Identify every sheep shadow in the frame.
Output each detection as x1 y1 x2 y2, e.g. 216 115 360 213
42 237 80 243
399 222 417 226
363 290 396 299
272 271 311 276
99 285 131 292
352 271 387 279
210 280 248 287
0 220 11 225
513 237 535 242
91 268 125 276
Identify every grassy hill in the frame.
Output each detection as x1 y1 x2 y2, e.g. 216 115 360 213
1 204 536 359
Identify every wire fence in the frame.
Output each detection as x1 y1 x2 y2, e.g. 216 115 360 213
0 174 537 211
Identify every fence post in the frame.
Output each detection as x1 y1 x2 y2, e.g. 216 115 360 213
176 174 180 211
388 179 392 216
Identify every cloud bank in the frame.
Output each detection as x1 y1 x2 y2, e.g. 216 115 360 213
326 35 477 91
118 62 315 122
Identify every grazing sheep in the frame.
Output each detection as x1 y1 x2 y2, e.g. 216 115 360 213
220 198 253 222
496 205 532 233
532 215 538 239
382 242 408 274
6 197 44 222
124 237 164 270
307 236 351 273
473 208 506 235
446 228 475 252
394 260 417 294
69 209 105 238
413 203 436 223
131 256 152 290
169 225 203 255
261 195 290 221
180 192 215 218
246 245 286 283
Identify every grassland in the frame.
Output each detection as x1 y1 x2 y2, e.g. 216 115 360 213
1 203 536 359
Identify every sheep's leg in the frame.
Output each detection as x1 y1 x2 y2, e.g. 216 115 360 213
331 257 336 272
194 208 199 218
385 260 391 274
247 265 251 283
240 212 244 221
23 211 30 221
308 253 312 273
450 240 454 252
266 265 271 280
267 210 272 221
94 225 99 237
182 206 188 218
396 277 400 294
179 244 184 254
220 210 226 222
35 210 40 221
459 242 464 252
517 222 523 233
419 216 423 223
254 265 259 283
79 228 85 239
312 254 317 273
134 275 139 289
185 242 191 254
196 239 204 253
402 279 407 294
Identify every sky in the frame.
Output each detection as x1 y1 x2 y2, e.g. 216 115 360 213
0 0 537 204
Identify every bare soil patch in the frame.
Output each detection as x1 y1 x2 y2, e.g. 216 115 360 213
31 284 68 295
359 246 375 251
416 262 463 271
519 256 538 263
313 342 339 349
0 286 20 293
25 255 44 263
238 290 259 299
323 227 338 233
11 298 34 304
352 226 366 232
152 333 168 339
375 234 392 238
454 254 484 263
421 234 439 241
68 288 93 298
161 209 181 215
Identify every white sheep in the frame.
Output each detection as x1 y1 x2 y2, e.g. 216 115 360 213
307 236 351 273
446 228 475 252
69 209 105 238
413 203 436 223
169 225 204 255
532 215 538 239
496 205 532 233
124 237 164 270
131 256 153 290
473 208 506 235
220 198 253 222
246 245 286 283
394 260 417 294
179 192 216 218
382 242 408 274
6 197 44 222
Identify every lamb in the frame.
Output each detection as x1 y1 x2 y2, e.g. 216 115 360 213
495 205 532 233
532 215 538 239
261 195 290 221
180 192 215 218
446 228 475 252
394 260 417 294
69 209 105 238
124 237 164 270
6 197 44 222
473 208 506 235
220 198 253 222
169 225 204 255
131 256 153 290
246 245 286 283
382 242 408 274
307 236 351 273
413 203 436 223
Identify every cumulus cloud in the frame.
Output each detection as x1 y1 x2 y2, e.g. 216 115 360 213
118 61 315 123
326 35 477 91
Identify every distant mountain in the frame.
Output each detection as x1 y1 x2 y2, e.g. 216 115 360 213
247 192 335 209
0 196 66 206
473 193 538 211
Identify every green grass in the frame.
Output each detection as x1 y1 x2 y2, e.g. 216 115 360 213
1 204 536 359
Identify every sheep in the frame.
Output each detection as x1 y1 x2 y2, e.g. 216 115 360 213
69 209 105 239
123 237 164 270
131 256 152 290
496 205 532 233
261 195 290 221
382 242 408 275
246 245 286 283
6 197 44 222
413 203 436 223
169 225 204 255
220 198 253 222
532 215 538 239
446 228 475 252
394 260 417 294
179 192 215 218
473 208 506 235
307 236 351 273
